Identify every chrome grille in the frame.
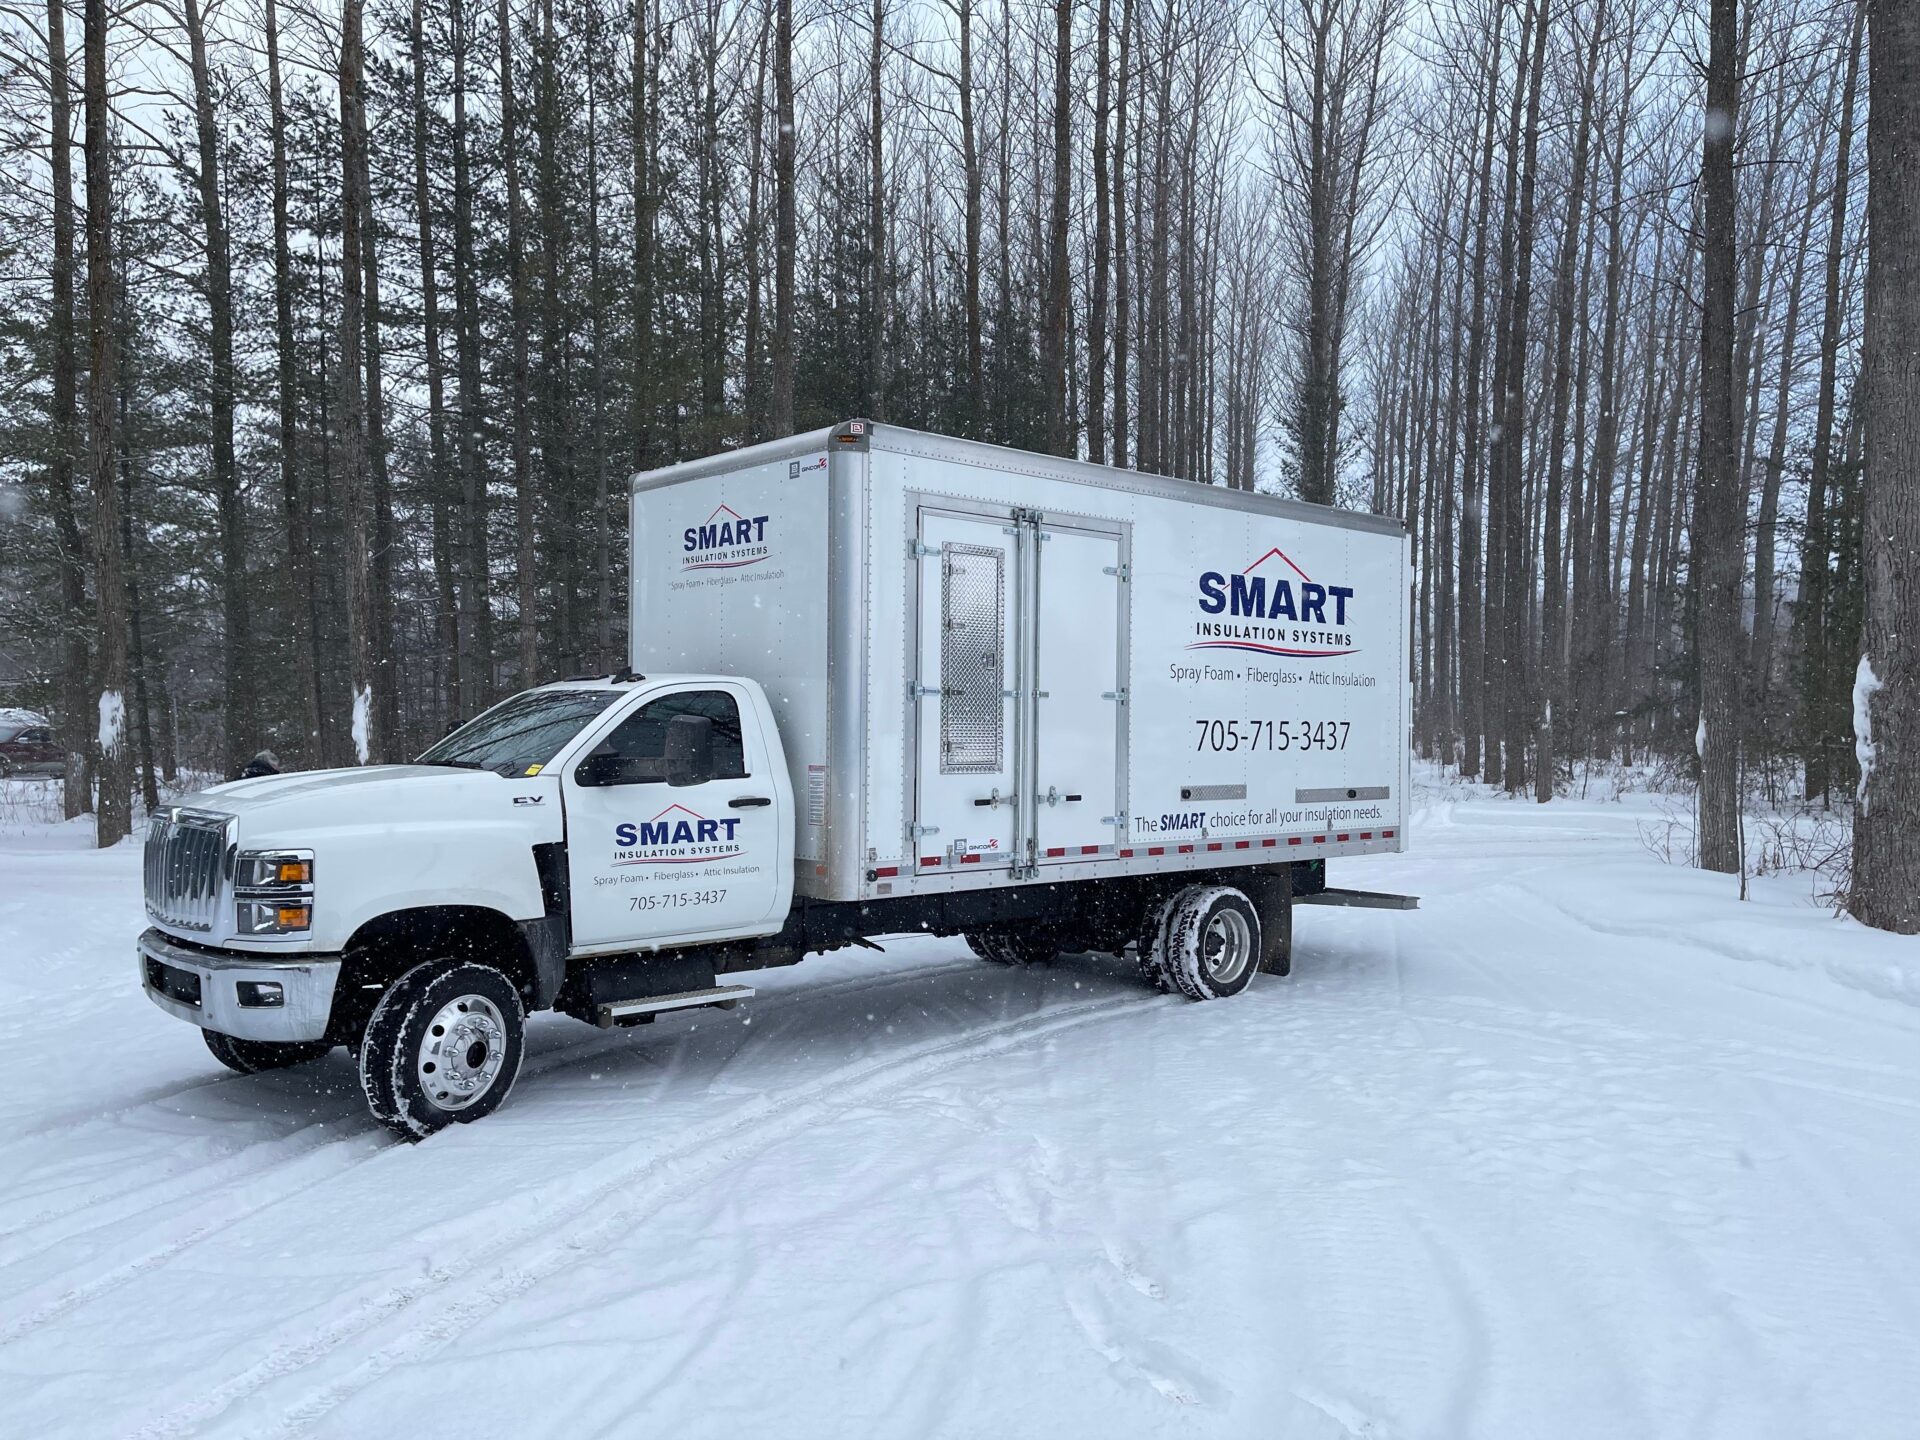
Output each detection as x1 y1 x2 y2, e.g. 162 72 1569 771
144 808 232 933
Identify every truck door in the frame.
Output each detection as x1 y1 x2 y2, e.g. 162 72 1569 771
1034 523 1124 860
562 684 787 951
912 509 1019 870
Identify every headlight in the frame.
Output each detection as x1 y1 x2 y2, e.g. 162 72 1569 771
236 900 313 934
235 848 314 934
235 849 314 890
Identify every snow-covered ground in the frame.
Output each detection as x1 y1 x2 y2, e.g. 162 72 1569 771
2 778 1918 1439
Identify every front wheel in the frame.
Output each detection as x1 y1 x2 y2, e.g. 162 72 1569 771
1153 886 1262 1001
204 1030 334 1074
358 959 526 1139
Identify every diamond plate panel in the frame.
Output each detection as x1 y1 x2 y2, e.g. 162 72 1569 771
939 542 1006 774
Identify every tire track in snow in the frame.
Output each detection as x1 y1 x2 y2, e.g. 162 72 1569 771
0 1127 390 1348
0 949 982 1350
137 986 1162 1440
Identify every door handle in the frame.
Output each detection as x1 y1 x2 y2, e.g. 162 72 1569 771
729 796 773 809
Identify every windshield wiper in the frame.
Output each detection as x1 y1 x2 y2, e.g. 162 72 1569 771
417 758 487 769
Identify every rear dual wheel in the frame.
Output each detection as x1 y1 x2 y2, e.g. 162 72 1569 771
1138 885 1262 1001
965 929 1064 967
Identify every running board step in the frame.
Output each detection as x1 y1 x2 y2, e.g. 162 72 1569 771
596 984 755 1028
1296 887 1420 910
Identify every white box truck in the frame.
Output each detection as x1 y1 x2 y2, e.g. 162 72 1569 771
139 421 1411 1137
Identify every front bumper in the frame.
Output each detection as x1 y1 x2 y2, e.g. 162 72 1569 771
138 927 343 1042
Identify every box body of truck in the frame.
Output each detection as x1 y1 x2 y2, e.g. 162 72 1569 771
632 421 1410 906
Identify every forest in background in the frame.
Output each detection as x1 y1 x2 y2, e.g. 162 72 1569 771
0 0 1915 929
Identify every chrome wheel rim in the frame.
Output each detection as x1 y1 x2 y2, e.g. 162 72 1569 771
416 993 507 1111
1201 907 1252 987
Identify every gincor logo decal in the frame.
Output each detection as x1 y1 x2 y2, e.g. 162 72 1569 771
1190 545 1359 658
681 503 771 570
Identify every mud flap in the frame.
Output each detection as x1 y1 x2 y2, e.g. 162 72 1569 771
1239 865 1293 977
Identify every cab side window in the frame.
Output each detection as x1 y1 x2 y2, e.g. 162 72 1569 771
596 690 747 781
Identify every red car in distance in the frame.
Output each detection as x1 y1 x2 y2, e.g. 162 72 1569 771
0 719 61 778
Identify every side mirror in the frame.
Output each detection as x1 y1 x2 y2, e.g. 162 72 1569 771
664 714 714 788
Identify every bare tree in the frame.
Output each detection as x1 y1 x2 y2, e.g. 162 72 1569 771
265 0 322 761
1042 0 1071 454
869 0 888 419
1693 0 1743 873
82 0 130 842
771 0 794 433
1259 0 1400 504
337 0 378 763
1794 0 1863 803
175 0 256 775
44 0 91 817
1850 0 1920 931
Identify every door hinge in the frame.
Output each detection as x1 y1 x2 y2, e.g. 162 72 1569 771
1101 688 1128 703
910 824 941 839
1103 563 1131 581
911 682 954 699
1101 813 1128 828
910 539 942 559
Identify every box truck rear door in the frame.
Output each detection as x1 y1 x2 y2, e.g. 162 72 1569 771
912 511 1019 870
1034 523 1124 860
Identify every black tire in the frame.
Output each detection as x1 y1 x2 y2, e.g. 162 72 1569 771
967 929 1062 966
358 959 526 1139
1154 886 1262 1001
203 1029 334 1075
1135 894 1184 993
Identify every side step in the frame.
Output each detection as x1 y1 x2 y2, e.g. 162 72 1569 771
1296 887 1421 911
596 984 755 1028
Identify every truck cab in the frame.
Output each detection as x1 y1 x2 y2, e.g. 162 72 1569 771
141 675 795 1136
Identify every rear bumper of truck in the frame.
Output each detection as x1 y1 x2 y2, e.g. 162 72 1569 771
138 927 342 1043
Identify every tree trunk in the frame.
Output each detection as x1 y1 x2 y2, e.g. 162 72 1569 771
632 0 656 464
743 13 768 439
45 0 91 816
1112 0 1132 468
772 0 795 433
1043 0 1072 454
265 0 321 762
451 0 493 704
413 0 459 725
1088 0 1112 464
536 0 570 671
1796 1 1864 803
83 0 130 843
113 255 158 814
1457 0 1504 780
497 0 537 686
1537 2 1604 799
337 0 377 765
1694 0 1744 873
868 0 888 419
1750 156 1817 722
360 126 396 758
1850 0 1920 931
181 0 255 776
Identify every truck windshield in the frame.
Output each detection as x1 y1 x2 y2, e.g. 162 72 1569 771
416 688 623 777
